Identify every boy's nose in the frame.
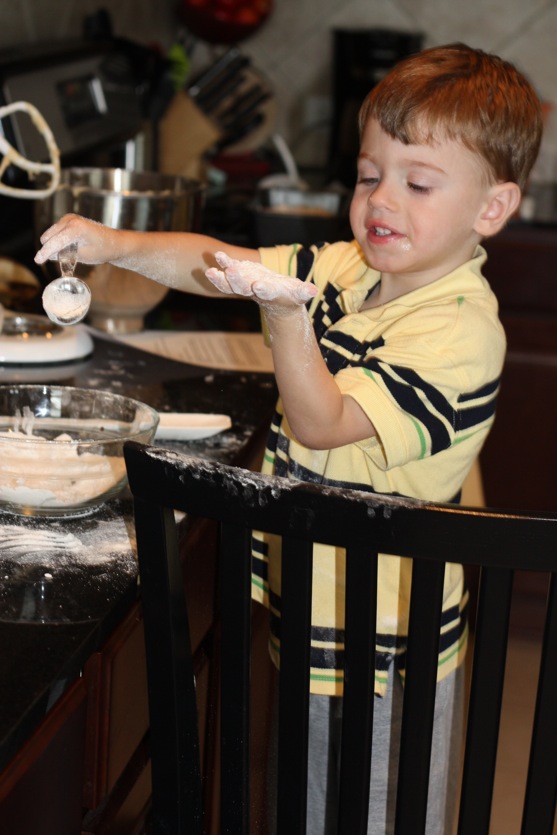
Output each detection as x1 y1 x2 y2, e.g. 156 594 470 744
368 180 396 210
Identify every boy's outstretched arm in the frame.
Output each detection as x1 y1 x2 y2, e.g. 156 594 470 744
206 253 377 450
34 213 260 297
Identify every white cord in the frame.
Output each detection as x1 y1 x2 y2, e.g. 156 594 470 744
272 133 305 182
258 133 310 190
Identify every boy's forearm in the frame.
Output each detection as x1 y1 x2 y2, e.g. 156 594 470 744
202 252 377 450
264 307 376 449
111 231 258 297
110 230 218 296
35 215 260 299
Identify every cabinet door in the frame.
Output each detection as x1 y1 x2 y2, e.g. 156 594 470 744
83 601 149 810
481 227 557 631
0 677 87 835
482 227 557 512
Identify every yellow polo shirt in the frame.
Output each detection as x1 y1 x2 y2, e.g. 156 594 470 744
252 240 505 695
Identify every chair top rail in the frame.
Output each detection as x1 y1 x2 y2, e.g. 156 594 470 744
124 442 557 573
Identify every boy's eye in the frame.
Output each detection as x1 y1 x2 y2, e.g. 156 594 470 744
357 175 379 186
408 181 432 194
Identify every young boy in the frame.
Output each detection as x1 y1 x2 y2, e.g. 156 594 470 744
35 43 543 833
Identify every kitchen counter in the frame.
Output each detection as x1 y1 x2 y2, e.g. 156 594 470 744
0 502 138 772
0 332 277 832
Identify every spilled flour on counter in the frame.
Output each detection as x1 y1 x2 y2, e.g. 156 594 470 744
0 526 82 557
0 519 134 566
0 510 138 623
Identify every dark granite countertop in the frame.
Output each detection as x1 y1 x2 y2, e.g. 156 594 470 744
0 332 277 772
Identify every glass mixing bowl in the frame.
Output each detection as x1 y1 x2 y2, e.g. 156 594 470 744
0 385 159 518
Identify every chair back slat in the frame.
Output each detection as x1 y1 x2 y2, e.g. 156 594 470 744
457 566 514 835
337 544 377 835
394 558 445 834
521 572 557 835
219 520 253 835
133 496 204 834
276 535 313 835
124 442 557 835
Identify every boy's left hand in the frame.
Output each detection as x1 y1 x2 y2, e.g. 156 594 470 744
205 251 317 308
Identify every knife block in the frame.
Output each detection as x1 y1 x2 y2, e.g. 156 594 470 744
158 93 221 181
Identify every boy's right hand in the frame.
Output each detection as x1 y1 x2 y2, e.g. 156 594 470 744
35 214 117 266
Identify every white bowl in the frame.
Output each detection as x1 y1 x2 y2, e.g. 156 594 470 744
0 385 159 518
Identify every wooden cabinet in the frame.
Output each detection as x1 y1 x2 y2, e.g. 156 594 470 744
480 224 557 633
0 678 88 835
0 607 151 835
481 223 557 514
81 601 151 833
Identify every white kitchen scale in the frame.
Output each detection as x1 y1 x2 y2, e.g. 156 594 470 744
0 311 93 365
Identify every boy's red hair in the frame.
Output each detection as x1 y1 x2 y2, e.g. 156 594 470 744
359 42 543 190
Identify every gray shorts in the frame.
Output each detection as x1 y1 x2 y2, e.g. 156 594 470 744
268 664 464 835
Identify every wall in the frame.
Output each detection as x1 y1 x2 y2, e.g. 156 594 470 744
240 0 557 175
1 0 556 178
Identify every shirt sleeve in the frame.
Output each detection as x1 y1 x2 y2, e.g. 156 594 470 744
332 301 505 471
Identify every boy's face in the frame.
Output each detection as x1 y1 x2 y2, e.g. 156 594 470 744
350 118 496 292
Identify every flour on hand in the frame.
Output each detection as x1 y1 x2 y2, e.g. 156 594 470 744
205 251 317 306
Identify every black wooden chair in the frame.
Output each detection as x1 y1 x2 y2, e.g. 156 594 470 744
124 440 557 835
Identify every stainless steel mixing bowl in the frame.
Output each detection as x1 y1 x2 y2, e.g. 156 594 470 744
35 168 205 333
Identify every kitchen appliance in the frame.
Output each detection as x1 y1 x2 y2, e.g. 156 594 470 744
328 29 423 187
251 185 350 246
0 311 93 365
36 167 205 333
0 100 60 200
0 257 94 378
0 40 144 169
0 38 146 268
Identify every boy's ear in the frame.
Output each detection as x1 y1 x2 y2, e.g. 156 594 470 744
474 183 522 238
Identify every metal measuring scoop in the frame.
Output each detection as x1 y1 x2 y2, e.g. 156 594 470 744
42 242 92 326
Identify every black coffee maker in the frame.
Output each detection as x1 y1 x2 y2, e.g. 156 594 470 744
328 28 424 187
